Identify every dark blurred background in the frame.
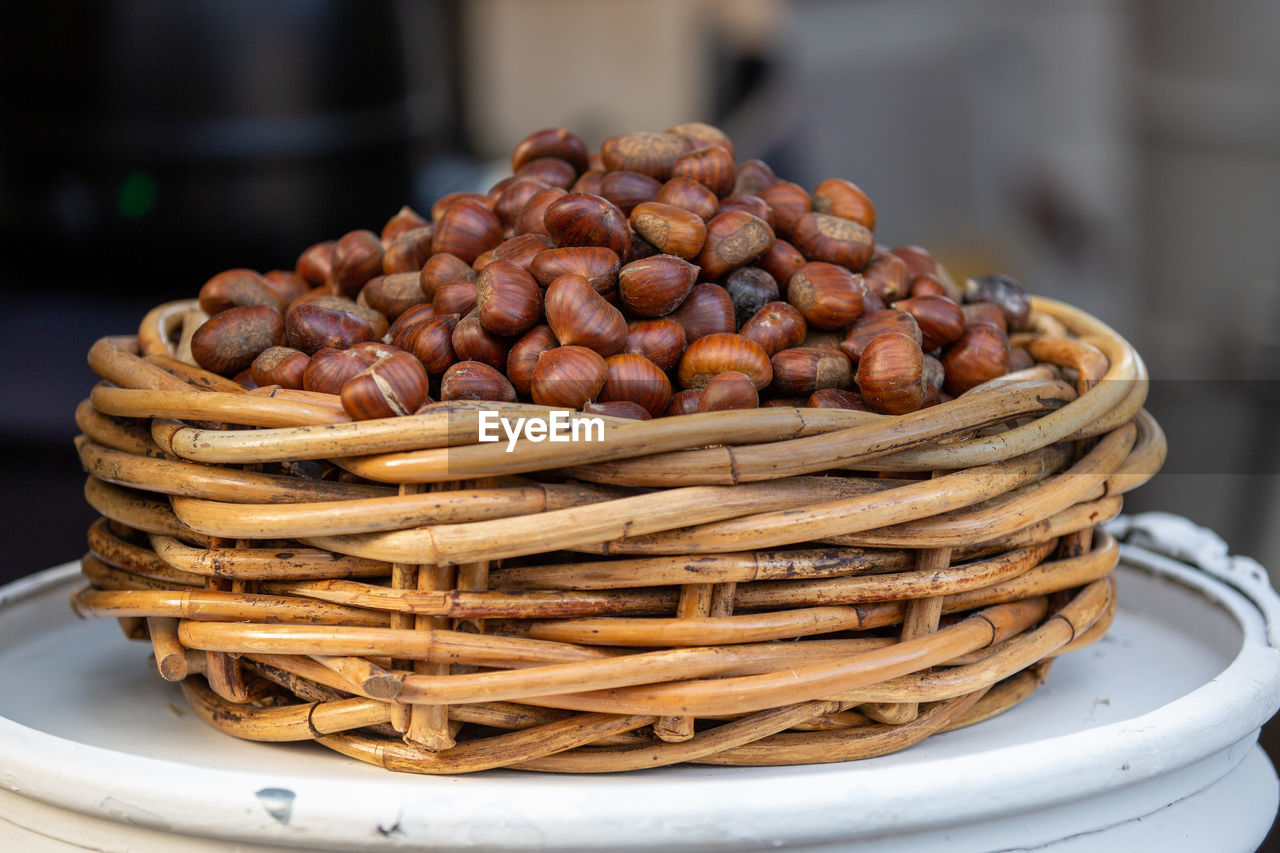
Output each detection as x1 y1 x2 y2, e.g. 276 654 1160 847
1 0 1278 836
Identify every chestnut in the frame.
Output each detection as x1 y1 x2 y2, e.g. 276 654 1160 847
189 305 285 377
733 159 778 196
894 295 966 351
856 333 927 415
941 324 1011 395
327 229 384 299
717 194 775 232
381 226 434 275
419 253 476 299
600 169 662 216
452 310 509 370
514 156 578 189
840 309 922 363
513 186 567 236
529 246 621 297
600 131 693 180
671 145 735 198
812 178 876 231
724 266 780 328
806 388 869 410
583 400 651 420
262 270 310 306
697 371 758 412
770 347 853 396
695 211 775 281
393 313 459 374
432 282 479 317
511 127 589 174
341 352 430 419
671 283 736 342
860 254 910 304
295 240 335 286
285 296 383 354
478 234 554 273
963 274 1032 331
380 205 428 245
618 254 699 317
543 193 631 258
787 262 864 330
655 177 719 222
666 388 703 416
629 202 707 260
432 197 503 264
666 122 734 158
544 273 627 356
758 239 807 296
759 181 813 236
250 345 309 390
360 273 428 321
790 212 874 271
624 317 687 371
475 260 543 336
440 361 517 403
531 345 608 409
494 178 552 229
199 269 283 316
507 324 559 396
740 301 807 356
678 332 772 390
599 353 673 416
304 347 372 395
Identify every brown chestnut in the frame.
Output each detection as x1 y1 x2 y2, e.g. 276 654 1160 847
380 205 428 245
665 122 734 158
419 253 476 299
618 254 699 317
513 186 567 236
856 333 927 415
666 388 703 416
360 273 428 321
697 371 758 412
695 211 775 281
860 254 910 303
840 309 922 363
250 346 309 389
717 194 775 231
543 193 631 258
198 269 284 316
678 332 772 390
671 145 735 197
600 131 692 180
812 178 876 231
440 361 517 403
545 273 627 356
393 313 459 374
655 177 719 222
341 352 430 418
295 240 335 286
770 347 853 396
432 282 479 317
600 169 662 216
529 246 621 297
740 301 807 356
381 226 434 275
724 267 780 328
452 310 509 370
733 159 778 196
941 324 1011 395
475 260 543 336
514 156 578 189
262 270 311 306
963 274 1032 331
285 296 383 354
759 239 807 296
512 128 589 174
432 197 503 264
787 262 865 330
806 388 869 410
531 346 608 409
189 305 285 377
624 318 687 371
759 182 813 236
507 324 559 396
599 353 673 416
671 283 736 342
386 303 436 342
583 400 651 420
629 202 707 260
894 295 966 351
327 229 384 299
303 347 372 395
791 212 874 271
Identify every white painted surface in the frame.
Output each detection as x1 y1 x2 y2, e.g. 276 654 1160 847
0 514 1277 851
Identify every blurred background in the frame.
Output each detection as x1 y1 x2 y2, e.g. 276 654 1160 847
0 0 1277 834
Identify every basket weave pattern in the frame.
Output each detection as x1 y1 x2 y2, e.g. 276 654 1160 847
73 296 1164 773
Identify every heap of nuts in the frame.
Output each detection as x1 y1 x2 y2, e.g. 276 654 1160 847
187 123 1036 420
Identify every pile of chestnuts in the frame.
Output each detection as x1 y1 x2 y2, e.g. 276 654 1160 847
187 123 1035 421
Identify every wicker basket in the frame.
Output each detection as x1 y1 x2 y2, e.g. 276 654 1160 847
73 295 1164 773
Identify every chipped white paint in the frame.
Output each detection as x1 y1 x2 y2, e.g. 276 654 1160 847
0 516 1277 851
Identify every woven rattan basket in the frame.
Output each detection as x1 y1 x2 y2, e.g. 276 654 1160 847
73 295 1164 773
